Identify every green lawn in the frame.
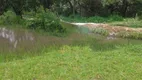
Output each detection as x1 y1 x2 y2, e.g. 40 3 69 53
0 44 142 80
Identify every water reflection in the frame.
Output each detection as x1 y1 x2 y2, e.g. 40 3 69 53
0 27 34 48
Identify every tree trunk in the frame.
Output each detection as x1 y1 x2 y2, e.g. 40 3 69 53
68 0 74 16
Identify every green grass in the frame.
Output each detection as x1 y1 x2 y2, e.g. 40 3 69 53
0 44 142 80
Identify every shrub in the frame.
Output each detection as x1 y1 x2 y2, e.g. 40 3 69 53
28 10 66 34
0 10 25 25
108 15 123 22
87 16 106 23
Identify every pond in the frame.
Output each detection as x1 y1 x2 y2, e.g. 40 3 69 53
0 26 92 53
0 24 142 53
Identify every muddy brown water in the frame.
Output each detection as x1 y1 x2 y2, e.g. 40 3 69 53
0 25 142 53
0 27 90 52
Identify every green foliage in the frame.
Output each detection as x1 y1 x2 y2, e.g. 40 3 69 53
28 10 66 34
0 10 25 25
0 0 7 15
0 0 142 18
108 15 123 22
61 15 124 23
61 15 87 22
87 16 106 23
8 0 26 16
138 15 142 20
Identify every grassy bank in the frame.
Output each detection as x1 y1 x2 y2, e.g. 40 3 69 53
109 18 142 28
0 44 142 80
61 15 123 23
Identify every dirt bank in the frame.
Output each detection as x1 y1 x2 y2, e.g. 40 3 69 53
72 23 142 32
72 23 142 37
71 23 142 39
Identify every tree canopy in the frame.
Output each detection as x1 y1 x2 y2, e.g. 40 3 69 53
0 0 142 17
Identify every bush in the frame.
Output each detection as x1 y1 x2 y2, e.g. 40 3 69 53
0 10 25 25
28 10 66 34
87 16 106 23
108 15 123 22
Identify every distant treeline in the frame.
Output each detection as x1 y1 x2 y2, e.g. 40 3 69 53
0 0 142 17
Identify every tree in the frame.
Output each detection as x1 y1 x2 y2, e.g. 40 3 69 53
24 0 40 12
0 0 7 15
103 0 142 17
7 0 26 18
39 0 53 11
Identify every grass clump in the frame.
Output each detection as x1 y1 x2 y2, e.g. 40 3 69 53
118 31 142 39
93 27 109 36
110 18 142 28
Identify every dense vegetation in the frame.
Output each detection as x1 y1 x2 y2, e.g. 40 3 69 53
0 0 142 17
0 0 142 32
